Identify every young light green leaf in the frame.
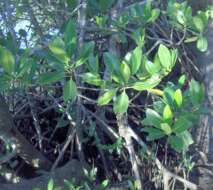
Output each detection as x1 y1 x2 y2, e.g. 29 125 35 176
158 44 171 70
47 178 54 190
120 62 131 83
0 45 15 74
178 75 186 86
113 91 129 114
174 89 182 107
196 36 208 52
163 104 173 122
97 89 116 106
193 16 204 32
63 79 77 102
38 71 64 85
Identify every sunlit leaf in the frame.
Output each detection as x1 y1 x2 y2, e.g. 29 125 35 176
0 45 15 74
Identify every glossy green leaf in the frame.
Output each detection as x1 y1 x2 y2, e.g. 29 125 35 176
82 72 102 86
38 72 64 85
49 37 70 64
131 75 161 91
128 47 142 75
174 89 182 107
197 36 208 52
97 89 116 105
145 59 161 75
63 79 77 102
120 62 131 83
113 91 129 114
0 45 15 74
158 44 171 70
142 108 162 128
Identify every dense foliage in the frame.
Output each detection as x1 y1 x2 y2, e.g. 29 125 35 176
0 0 212 189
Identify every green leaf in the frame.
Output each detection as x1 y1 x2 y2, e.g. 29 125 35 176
158 44 172 71
64 19 77 55
170 49 178 67
49 37 70 64
113 91 129 114
145 59 161 75
142 127 165 141
131 75 162 91
103 52 120 74
63 79 77 102
97 89 116 105
142 108 162 128
101 179 109 188
76 42 95 67
168 131 193 152
193 16 204 32
88 55 99 73
178 75 186 86
189 79 205 105
82 72 102 86
47 178 54 190
148 8 160 22
196 36 208 52
163 105 173 122
120 62 131 83
127 47 142 75
184 36 198 43
0 45 15 74
38 71 64 85
174 89 182 107
177 10 185 24
131 28 145 47
160 123 172 135
173 116 193 133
